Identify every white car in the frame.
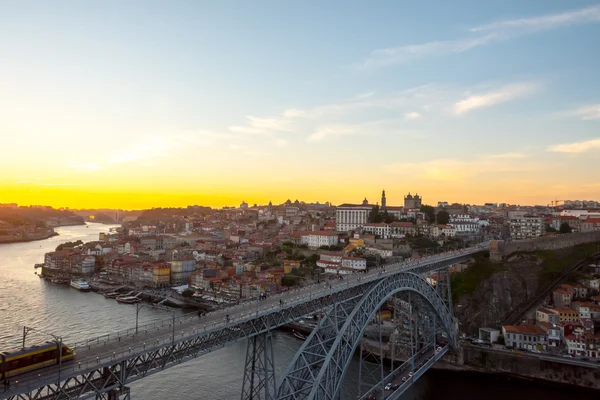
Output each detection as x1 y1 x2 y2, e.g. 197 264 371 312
384 383 393 390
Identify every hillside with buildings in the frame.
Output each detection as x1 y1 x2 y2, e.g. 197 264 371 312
0 203 84 243
453 242 600 335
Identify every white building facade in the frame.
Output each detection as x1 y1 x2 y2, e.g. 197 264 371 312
509 215 544 239
336 202 373 232
297 232 339 249
341 256 367 271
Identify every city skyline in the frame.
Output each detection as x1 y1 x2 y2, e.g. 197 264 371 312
2 1 600 209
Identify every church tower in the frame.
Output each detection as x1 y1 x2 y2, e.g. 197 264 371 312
381 189 387 210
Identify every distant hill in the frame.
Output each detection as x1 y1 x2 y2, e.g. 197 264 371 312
71 209 144 223
0 206 84 226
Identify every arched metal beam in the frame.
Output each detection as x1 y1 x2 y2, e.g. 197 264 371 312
276 272 455 400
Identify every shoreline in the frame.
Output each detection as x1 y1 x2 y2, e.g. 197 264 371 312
0 231 59 245
0 222 91 245
428 362 600 394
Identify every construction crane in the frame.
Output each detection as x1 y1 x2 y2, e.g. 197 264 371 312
550 199 564 213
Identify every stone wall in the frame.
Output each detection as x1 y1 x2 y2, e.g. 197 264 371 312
490 231 600 262
458 346 600 390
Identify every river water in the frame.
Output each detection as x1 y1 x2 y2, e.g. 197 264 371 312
0 224 597 399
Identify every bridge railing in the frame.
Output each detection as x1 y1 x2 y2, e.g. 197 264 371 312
7 248 483 398
10 283 364 396
65 248 480 354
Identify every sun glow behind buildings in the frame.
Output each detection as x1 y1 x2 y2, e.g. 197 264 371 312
1 2 599 208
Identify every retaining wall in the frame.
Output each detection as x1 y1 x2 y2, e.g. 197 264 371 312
490 232 600 262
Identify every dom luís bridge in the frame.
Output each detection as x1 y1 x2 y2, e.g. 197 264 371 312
3 244 488 400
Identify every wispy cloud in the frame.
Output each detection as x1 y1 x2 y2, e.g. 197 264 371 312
37 183 81 187
570 104 600 120
488 152 527 159
547 138 600 153
308 125 359 142
453 83 537 115
471 5 600 32
384 153 541 181
358 5 600 69
362 35 499 69
307 119 428 142
275 138 288 147
404 112 422 120
227 85 443 142
108 137 170 165
66 163 105 171
285 85 442 122
229 115 292 135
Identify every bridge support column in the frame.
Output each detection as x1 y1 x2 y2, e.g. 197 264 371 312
97 386 130 400
446 269 453 315
241 331 275 400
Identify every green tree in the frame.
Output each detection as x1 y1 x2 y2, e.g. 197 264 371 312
368 205 382 223
420 205 435 223
436 210 450 225
282 275 299 287
181 289 194 298
56 240 83 251
545 224 557 233
383 210 395 223
306 254 319 264
559 222 572 234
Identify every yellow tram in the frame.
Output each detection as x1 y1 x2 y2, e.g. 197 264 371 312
0 341 74 379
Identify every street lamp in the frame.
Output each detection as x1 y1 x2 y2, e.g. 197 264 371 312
135 303 176 346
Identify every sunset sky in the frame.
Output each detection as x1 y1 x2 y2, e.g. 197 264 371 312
2 1 600 209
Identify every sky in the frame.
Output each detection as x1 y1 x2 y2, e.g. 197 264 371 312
1 0 600 209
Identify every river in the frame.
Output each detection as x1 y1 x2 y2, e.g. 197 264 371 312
0 224 596 399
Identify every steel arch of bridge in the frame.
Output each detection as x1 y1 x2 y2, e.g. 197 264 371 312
4 249 481 400
276 272 455 400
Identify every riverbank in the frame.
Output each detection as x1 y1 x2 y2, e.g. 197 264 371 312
0 230 59 244
432 345 600 392
422 367 600 399
51 221 86 227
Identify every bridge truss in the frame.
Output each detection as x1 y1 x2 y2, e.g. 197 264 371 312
5 253 471 400
275 272 455 400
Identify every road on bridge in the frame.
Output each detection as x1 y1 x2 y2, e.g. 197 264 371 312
4 246 483 398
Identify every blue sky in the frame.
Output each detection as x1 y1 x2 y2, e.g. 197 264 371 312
1 1 599 208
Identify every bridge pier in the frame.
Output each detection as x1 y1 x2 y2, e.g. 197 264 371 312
8 251 478 400
97 386 130 400
241 331 276 400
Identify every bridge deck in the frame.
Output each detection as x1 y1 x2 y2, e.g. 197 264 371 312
3 247 484 399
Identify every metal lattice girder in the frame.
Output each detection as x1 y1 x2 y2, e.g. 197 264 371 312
276 272 456 400
6 248 480 400
6 287 371 400
275 299 361 400
241 332 276 400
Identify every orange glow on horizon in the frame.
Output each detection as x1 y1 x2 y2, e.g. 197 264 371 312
2 180 598 210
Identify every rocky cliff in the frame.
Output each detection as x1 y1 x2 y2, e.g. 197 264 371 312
453 242 600 335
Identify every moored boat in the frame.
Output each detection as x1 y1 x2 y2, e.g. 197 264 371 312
116 295 141 304
103 291 120 298
50 277 69 284
292 330 307 340
70 278 91 291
